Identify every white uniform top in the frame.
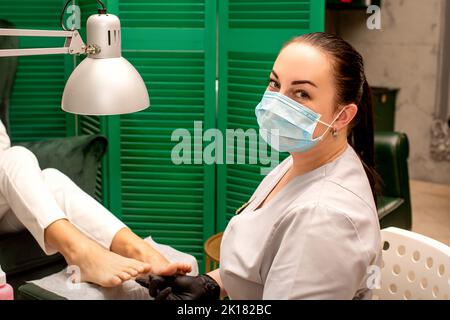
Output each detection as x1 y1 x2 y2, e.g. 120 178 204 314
0 120 11 152
220 144 382 300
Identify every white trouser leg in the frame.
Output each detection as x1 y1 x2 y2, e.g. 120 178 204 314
40 167 127 251
0 146 126 255
0 146 67 254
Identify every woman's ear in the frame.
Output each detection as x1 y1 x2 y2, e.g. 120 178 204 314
334 103 358 131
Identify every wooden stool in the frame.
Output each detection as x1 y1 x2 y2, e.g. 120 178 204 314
204 232 223 272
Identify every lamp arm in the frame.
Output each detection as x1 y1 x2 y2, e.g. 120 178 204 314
0 28 86 57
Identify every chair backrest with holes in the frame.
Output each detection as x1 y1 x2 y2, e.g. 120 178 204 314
373 227 450 300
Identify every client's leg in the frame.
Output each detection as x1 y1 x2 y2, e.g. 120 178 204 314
0 146 150 287
41 168 192 275
45 219 150 287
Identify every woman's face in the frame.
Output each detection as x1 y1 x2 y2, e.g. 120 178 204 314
267 43 339 139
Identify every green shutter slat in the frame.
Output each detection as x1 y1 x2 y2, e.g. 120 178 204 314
119 0 205 28
229 0 311 29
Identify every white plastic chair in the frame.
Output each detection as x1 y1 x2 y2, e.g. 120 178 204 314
372 227 450 300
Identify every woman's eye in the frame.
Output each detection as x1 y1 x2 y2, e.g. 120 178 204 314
268 80 279 89
295 90 310 100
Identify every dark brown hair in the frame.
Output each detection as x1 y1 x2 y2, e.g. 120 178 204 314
283 32 381 204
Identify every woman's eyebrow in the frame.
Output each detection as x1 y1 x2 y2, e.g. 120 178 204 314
270 70 279 79
271 70 317 88
291 80 318 88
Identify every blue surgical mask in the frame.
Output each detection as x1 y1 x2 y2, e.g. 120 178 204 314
255 91 345 153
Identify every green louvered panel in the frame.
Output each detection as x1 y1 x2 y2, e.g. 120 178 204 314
79 116 101 136
0 0 74 142
0 0 62 29
224 52 286 223
78 0 99 33
114 0 216 271
119 0 205 28
229 0 311 29
217 0 324 230
119 51 210 268
8 55 67 142
79 115 104 203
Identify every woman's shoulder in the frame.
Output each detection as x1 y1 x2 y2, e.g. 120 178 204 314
276 201 381 264
323 145 377 211
287 176 380 242
286 146 377 217
284 199 375 228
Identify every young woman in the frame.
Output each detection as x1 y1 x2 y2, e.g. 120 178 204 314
0 121 191 287
144 32 382 300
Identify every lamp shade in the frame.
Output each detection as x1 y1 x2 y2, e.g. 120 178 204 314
62 56 149 115
62 13 149 115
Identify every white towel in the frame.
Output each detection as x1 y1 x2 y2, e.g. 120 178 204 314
28 236 199 300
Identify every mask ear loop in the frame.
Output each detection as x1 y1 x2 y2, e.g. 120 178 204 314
316 107 347 140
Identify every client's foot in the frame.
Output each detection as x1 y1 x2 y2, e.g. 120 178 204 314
44 219 152 288
66 239 152 287
111 228 192 276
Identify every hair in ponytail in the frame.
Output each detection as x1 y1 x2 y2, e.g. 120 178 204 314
349 79 382 204
283 32 382 205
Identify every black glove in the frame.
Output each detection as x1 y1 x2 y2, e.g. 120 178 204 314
137 274 220 301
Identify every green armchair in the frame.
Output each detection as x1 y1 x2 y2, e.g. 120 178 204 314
375 131 412 230
0 19 108 296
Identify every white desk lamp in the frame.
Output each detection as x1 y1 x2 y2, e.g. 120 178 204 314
0 0 150 115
